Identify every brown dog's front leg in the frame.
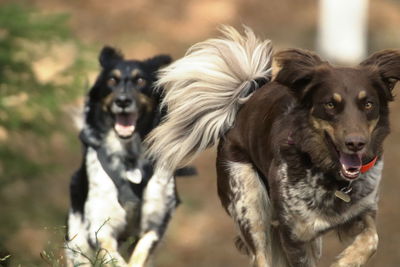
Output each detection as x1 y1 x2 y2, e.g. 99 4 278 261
331 212 378 267
279 225 319 267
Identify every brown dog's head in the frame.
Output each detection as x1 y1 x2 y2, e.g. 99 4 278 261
274 49 400 180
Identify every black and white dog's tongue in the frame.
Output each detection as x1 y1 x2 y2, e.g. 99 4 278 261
114 113 137 138
339 152 362 179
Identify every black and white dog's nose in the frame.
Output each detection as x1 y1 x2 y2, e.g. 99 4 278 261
345 134 366 152
115 96 133 108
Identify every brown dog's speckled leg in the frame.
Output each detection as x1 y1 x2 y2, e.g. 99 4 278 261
331 213 378 267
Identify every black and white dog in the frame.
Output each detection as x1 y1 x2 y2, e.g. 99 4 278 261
65 47 193 266
141 26 400 266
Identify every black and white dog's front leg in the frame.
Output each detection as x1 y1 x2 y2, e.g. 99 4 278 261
128 167 178 267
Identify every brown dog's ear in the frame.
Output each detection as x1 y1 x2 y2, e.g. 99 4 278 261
360 49 400 101
274 49 326 99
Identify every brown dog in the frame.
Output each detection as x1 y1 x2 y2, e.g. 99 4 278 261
140 26 400 267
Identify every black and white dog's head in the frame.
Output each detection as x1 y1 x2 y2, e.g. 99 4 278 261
82 47 171 146
275 49 400 180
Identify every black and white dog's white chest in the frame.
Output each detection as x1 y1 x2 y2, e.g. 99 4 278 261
276 160 383 241
85 147 131 239
84 132 151 242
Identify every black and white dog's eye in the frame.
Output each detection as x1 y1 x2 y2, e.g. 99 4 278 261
107 77 118 87
136 77 146 87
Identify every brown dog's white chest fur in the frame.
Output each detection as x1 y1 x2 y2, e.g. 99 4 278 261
277 160 383 242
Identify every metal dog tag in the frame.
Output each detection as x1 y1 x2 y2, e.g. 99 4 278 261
335 190 351 203
126 169 142 184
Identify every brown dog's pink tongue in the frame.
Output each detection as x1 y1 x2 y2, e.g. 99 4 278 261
339 153 362 170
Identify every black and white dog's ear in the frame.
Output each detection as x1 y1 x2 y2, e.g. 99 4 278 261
99 46 124 69
145 54 172 72
273 49 327 99
360 49 400 101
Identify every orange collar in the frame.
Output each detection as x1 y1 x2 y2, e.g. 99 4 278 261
360 156 378 173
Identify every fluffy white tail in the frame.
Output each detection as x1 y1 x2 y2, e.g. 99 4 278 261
146 26 273 170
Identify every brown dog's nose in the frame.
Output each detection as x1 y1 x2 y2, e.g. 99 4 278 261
345 134 366 152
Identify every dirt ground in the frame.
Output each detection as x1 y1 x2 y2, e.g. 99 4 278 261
2 0 400 266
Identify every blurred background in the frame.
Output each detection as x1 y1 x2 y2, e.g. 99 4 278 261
0 0 399 266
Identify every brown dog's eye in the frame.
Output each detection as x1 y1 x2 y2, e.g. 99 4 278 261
365 101 374 110
136 77 146 87
107 77 118 87
324 101 335 110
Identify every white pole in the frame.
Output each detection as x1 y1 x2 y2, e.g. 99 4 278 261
317 0 369 65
